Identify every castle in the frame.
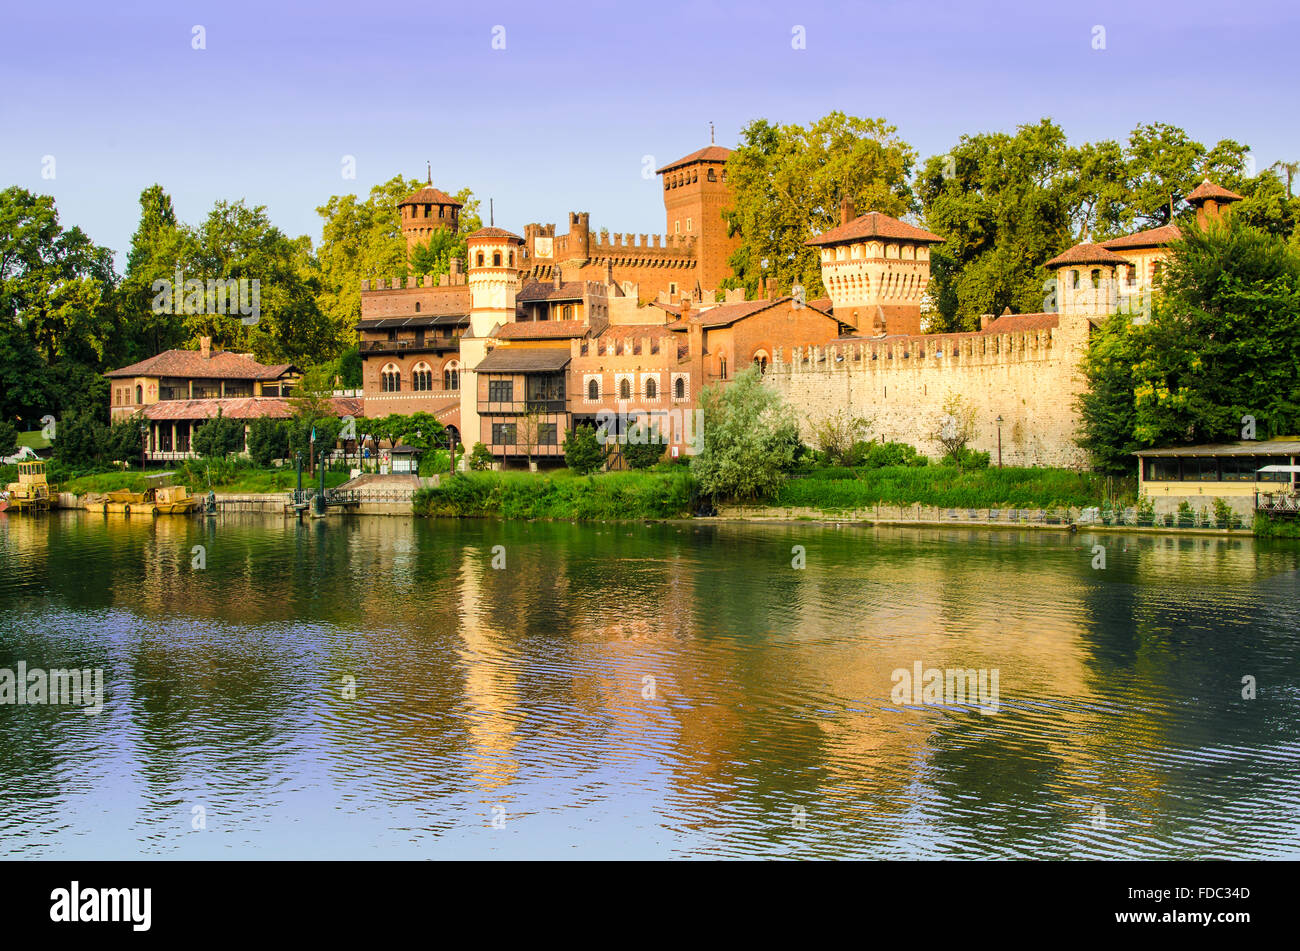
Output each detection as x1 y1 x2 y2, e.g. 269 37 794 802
356 142 1244 469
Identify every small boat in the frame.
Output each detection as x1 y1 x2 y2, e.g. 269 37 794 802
0 493 10 513
150 485 200 515
5 461 53 513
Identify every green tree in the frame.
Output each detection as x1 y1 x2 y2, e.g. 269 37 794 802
118 185 191 361
191 410 245 459
52 410 107 467
1078 217 1300 472
103 418 144 464
722 112 917 299
690 367 798 501
469 442 494 471
563 424 605 475
622 422 665 469
0 419 18 458
246 417 289 467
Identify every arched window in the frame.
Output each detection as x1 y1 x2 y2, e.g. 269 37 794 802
562 304 573 320
674 377 685 400
443 360 460 391
645 377 657 400
707 168 716 182
381 363 401 393
587 379 599 401
753 350 770 374
719 356 727 380
508 251 514 266
493 251 502 266
476 251 485 267
619 378 631 400
414 301 421 313
135 384 143 404
412 362 433 391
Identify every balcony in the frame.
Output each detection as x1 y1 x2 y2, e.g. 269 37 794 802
361 338 458 356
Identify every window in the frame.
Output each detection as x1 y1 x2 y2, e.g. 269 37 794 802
707 168 716 182
527 373 565 409
669 282 678 296
674 221 680 234
443 361 460 391
414 301 421 312
477 252 485 267
674 377 685 400
381 364 401 392
1258 456 1291 483
488 380 513 403
686 218 692 232
562 304 573 320
645 377 657 400
719 357 727 380
508 251 514 266
619 378 631 400
493 251 502 266
136 384 143 404
753 351 769 374
412 362 433 391
492 423 517 445
587 379 600 401
537 423 558 446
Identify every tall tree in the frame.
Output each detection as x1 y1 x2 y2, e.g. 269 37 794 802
722 112 917 299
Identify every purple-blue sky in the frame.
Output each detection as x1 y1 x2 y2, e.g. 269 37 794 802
3 0 1296 269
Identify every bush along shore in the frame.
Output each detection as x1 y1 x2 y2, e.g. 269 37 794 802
412 470 696 520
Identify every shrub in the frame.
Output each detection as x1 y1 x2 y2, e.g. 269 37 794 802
564 424 606 475
247 417 289 467
469 442 494 471
860 441 928 469
0 420 18 458
622 423 666 470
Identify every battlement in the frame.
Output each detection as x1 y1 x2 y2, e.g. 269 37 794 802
769 327 1059 375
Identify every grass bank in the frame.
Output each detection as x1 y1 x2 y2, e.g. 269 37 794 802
774 465 1128 511
57 464 350 496
413 470 695 520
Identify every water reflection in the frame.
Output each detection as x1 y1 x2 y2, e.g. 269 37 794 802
1 511 1298 858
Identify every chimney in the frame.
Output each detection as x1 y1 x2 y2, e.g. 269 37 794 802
604 260 614 286
680 295 692 321
840 196 856 226
763 277 776 300
200 336 211 359
554 266 562 290
980 314 994 332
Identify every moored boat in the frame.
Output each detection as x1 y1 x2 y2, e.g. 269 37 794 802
150 485 200 515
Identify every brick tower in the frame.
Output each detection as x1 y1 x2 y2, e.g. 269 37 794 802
398 165 463 260
657 145 739 291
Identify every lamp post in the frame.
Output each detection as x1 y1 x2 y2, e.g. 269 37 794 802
995 415 1004 469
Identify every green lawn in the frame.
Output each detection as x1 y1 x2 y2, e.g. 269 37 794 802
60 466 350 496
413 469 695 519
774 465 1132 512
17 431 51 450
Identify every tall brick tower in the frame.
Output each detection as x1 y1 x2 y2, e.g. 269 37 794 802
657 145 739 291
398 166 463 260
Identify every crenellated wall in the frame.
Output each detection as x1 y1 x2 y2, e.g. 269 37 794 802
764 321 1093 468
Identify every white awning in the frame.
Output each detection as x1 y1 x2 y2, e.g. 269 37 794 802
1257 465 1300 473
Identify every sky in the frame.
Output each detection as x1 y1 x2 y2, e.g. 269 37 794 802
2 0 1297 269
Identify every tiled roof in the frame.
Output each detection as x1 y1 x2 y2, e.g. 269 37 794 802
474 348 571 373
517 280 589 302
595 325 675 343
106 349 296 380
493 321 589 340
807 212 944 247
356 313 468 331
1136 439 1300 458
1100 224 1181 251
467 226 523 243
1044 242 1129 268
656 145 732 174
399 186 461 207
981 312 1060 333
1186 180 1244 204
664 298 785 330
142 396 361 421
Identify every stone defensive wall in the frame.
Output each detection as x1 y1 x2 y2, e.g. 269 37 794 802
763 325 1090 469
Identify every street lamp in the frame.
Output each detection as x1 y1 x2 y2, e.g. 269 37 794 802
995 415 1004 469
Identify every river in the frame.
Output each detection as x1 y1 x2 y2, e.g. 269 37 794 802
2 511 1298 859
